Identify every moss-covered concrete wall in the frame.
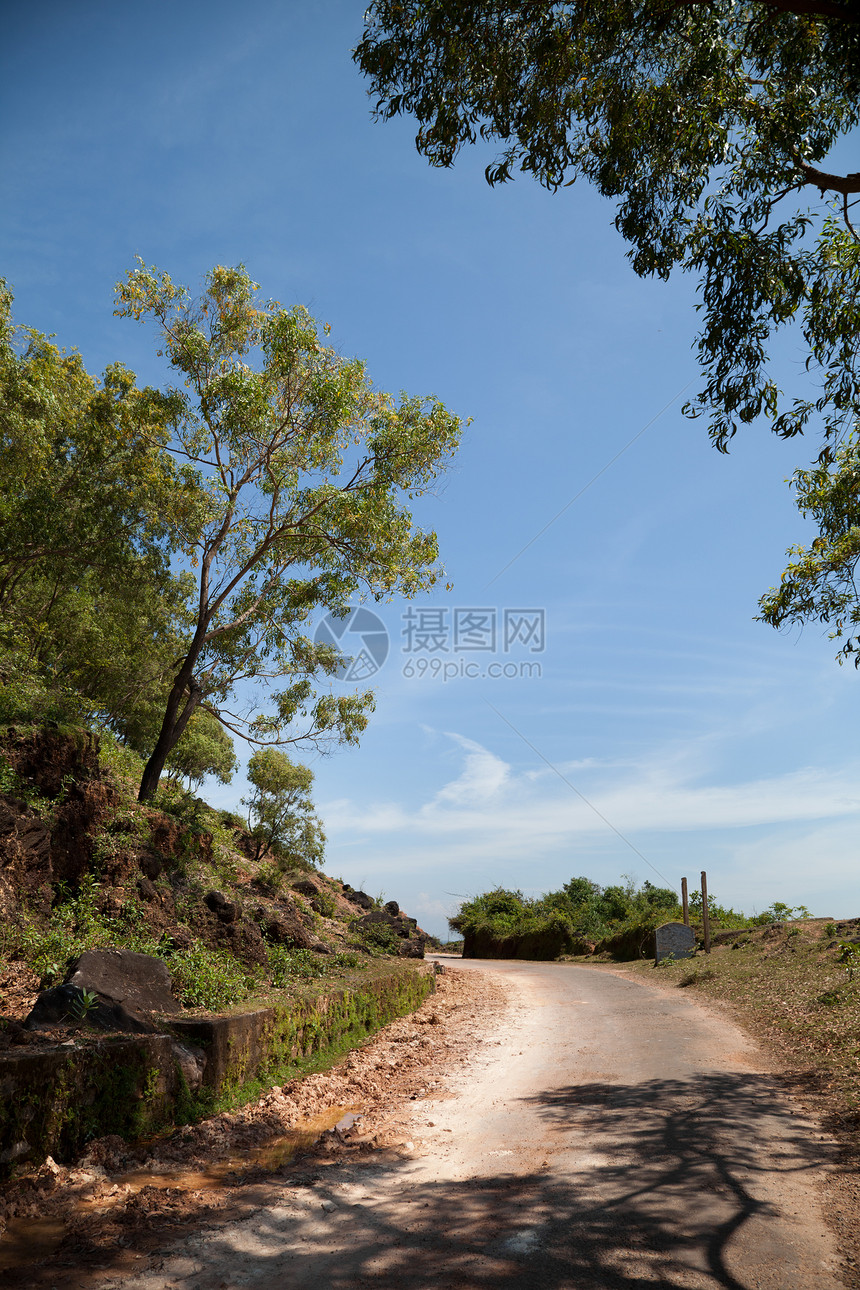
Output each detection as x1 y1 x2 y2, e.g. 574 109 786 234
0 962 434 1179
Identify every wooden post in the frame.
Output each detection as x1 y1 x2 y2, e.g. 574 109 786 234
681 877 689 927
701 870 711 955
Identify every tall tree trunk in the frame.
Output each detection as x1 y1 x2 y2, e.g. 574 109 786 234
138 672 202 802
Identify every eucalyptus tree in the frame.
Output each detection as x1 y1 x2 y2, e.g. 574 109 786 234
116 262 463 802
355 2 860 660
355 2 860 454
241 748 324 866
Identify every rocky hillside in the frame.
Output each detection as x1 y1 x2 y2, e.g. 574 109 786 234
0 724 431 1021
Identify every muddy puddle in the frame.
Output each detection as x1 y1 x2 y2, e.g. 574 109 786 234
0 1106 361 1274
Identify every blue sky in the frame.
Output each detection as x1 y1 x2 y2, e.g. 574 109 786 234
3 2 857 936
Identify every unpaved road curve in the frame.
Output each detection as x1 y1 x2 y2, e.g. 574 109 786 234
114 960 843 1290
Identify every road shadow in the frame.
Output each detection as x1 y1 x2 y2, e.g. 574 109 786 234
118 1071 834 1290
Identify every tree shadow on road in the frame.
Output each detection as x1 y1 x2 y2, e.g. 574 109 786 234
177 1071 834 1290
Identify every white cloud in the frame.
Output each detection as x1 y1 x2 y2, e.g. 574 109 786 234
321 732 860 856
432 733 511 805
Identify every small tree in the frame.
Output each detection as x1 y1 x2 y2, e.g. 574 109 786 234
115 263 463 802
241 748 325 866
164 708 237 792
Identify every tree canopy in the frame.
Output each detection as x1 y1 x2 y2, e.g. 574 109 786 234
164 707 238 791
757 432 860 661
355 2 860 657
356 2 860 455
241 748 325 867
116 262 463 801
0 280 197 740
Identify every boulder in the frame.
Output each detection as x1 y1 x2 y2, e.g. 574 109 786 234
383 900 400 916
354 910 413 937
139 850 163 880
258 902 317 950
204 890 239 923
161 926 194 952
213 917 271 971
65 947 179 1015
346 889 375 911
398 936 428 959
353 910 427 959
292 877 320 897
137 877 158 902
24 983 158 1034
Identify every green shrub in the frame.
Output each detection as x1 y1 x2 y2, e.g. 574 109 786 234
163 944 254 1009
16 875 109 982
312 890 338 919
254 860 284 896
355 921 401 955
96 731 145 787
268 945 367 987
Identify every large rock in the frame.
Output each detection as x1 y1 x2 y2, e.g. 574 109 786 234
25 948 181 1034
24 983 158 1034
213 916 271 970
66 948 179 1015
204 889 240 923
342 886 374 910
353 910 427 959
257 902 318 950
292 877 320 898
354 910 416 936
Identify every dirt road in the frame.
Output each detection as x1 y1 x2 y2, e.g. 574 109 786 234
103 959 843 1289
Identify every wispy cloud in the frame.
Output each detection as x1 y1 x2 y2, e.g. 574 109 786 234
433 733 510 805
322 732 860 853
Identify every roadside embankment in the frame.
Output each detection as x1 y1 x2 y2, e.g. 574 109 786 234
0 961 434 1178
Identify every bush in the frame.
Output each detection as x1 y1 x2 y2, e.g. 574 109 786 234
355 921 401 955
268 945 366 986
97 731 145 787
311 890 338 919
164 944 254 1009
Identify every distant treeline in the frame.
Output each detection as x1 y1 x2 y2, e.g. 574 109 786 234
449 879 809 961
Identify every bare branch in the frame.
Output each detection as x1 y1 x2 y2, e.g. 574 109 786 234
844 192 860 243
795 159 860 196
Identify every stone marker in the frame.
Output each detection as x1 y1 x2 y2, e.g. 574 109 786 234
655 921 696 964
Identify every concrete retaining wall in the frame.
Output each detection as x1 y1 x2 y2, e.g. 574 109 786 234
0 961 434 1178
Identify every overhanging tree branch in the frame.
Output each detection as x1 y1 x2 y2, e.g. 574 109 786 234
795 160 860 195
